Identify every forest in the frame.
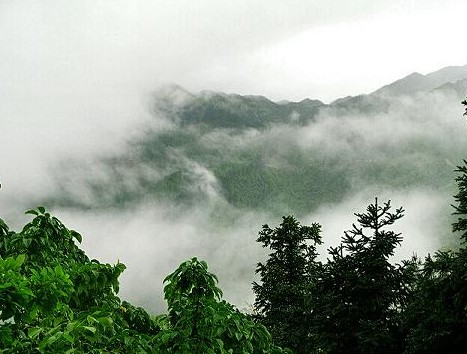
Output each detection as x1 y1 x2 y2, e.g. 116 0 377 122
0 103 466 353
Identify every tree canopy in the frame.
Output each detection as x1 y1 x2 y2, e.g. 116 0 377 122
0 209 288 353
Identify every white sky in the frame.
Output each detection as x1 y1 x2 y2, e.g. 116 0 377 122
1 0 467 104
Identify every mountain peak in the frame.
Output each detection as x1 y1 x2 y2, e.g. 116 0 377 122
373 72 426 97
373 65 467 97
425 64 467 83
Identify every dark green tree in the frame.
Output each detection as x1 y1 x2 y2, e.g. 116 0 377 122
461 98 467 115
253 216 322 353
403 250 467 354
403 158 467 354
311 199 408 354
452 160 467 243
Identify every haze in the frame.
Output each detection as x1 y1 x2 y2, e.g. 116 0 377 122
1 0 467 311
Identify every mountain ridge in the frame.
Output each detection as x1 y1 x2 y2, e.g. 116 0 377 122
373 64 467 97
154 64 467 130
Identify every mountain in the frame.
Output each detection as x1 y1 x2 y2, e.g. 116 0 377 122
373 65 467 97
45 65 467 218
434 77 467 97
154 87 324 129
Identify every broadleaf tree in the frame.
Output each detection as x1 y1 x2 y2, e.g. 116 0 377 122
157 257 290 353
0 208 288 353
0 208 159 353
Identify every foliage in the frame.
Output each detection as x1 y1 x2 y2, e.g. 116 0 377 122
403 250 467 354
452 160 467 243
248 100 467 354
48 87 467 218
403 159 467 354
2 171 467 353
251 201 414 354
0 209 287 353
2 98 467 353
156 257 290 353
308 199 409 354
0 208 161 353
253 216 322 353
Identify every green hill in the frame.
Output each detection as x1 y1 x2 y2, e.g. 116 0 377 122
44 66 467 219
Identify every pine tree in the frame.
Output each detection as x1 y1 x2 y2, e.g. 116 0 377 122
253 216 322 353
312 199 407 354
404 158 467 354
452 160 467 243
454 99 467 243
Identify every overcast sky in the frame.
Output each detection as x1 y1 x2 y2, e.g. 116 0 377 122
2 0 467 104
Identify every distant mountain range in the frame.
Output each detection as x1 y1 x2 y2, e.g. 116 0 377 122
154 65 467 128
46 65 467 218
374 64 467 97
153 85 324 129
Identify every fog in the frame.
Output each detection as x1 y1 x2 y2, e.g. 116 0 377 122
2 85 465 313
2 1 467 313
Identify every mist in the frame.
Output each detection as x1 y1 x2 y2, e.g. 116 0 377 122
2 1 467 313
2 84 464 313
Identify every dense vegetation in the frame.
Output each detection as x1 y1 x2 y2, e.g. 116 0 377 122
3 162 466 353
2 161 466 353
1 99 466 353
0 210 288 353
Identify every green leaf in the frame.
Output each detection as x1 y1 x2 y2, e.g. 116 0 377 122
25 209 39 216
62 332 74 343
39 331 62 349
38 206 46 214
215 338 225 350
97 316 113 327
71 230 82 243
83 326 97 334
28 327 42 339
160 332 174 343
16 254 26 266
26 305 40 322
86 315 98 324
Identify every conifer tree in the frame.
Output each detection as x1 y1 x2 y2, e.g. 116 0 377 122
452 160 467 243
404 157 467 354
312 199 407 354
253 216 322 354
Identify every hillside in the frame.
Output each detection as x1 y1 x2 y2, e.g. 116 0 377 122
43 65 467 218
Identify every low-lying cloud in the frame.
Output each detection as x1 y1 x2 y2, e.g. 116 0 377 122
3 87 465 314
